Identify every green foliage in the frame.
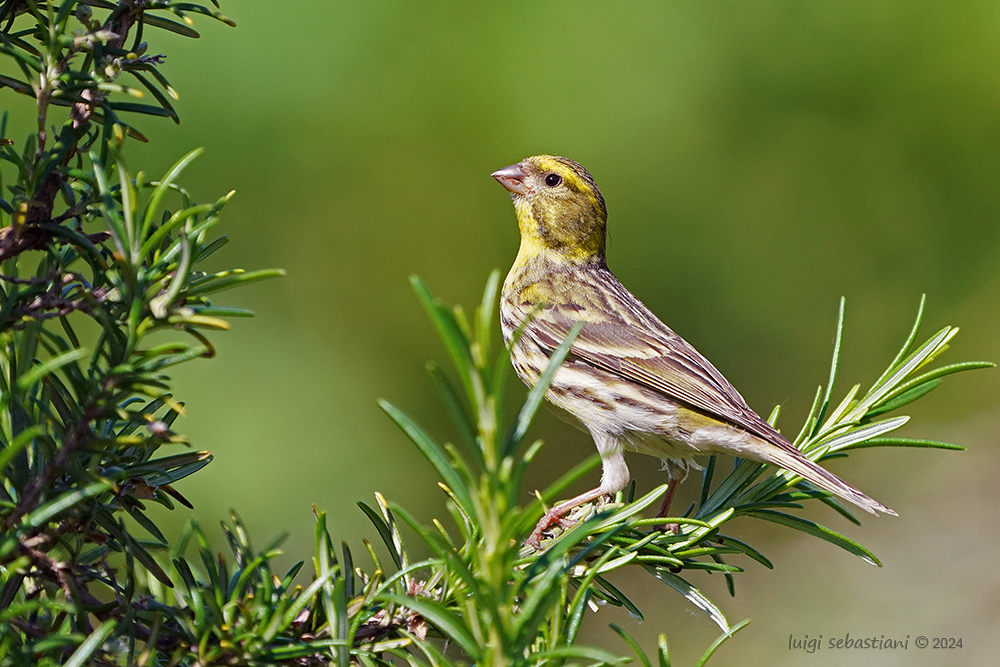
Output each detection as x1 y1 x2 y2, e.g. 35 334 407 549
0 2 280 665
361 275 986 667
0 2 991 666
366 272 751 667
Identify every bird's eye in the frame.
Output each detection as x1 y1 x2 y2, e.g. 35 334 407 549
544 173 562 187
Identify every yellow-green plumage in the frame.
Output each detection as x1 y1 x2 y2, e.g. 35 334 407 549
493 155 894 544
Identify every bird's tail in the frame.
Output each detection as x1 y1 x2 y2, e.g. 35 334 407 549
760 440 897 516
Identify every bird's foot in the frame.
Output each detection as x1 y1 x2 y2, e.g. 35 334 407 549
654 477 682 535
525 488 610 548
655 521 681 536
526 509 569 548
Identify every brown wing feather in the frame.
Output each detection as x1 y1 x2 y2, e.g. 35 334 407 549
519 264 786 445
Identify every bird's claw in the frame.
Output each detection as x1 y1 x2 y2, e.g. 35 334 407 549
526 509 564 548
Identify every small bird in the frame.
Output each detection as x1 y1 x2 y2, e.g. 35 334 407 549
492 155 895 546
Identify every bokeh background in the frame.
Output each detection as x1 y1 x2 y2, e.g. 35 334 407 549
6 1 1000 664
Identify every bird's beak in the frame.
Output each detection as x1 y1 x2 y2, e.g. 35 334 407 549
492 163 529 195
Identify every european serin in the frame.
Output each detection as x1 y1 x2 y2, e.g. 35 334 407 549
492 155 895 546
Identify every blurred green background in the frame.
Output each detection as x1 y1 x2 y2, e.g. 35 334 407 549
6 0 1000 663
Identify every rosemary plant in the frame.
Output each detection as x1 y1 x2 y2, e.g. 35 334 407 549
0 2 990 666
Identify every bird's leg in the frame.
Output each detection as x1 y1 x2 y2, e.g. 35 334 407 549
655 476 681 535
527 486 608 548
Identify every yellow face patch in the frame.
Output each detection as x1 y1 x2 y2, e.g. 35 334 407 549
529 156 607 220
509 155 609 264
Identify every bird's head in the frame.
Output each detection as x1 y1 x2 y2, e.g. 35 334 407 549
492 155 608 264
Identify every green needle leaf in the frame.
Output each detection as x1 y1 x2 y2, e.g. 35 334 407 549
611 623 652 667
743 509 881 565
381 594 480 659
15 348 88 392
532 646 630 665
378 399 473 514
27 481 112 528
646 567 731 632
695 619 751 667
63 620 119 667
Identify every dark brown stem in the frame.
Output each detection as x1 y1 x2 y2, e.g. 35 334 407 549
2 419 94 531
25 1 144 232
0 226 110 262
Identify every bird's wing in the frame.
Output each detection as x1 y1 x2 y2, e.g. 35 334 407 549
520 272 784 445
508 267 896 516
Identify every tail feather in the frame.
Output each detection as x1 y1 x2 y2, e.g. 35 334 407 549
762 441 897 516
